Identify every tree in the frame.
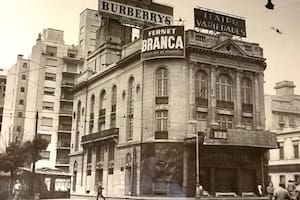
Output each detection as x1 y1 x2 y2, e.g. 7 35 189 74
0 135 49 177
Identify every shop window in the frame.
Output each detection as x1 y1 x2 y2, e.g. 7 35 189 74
108 144 114 174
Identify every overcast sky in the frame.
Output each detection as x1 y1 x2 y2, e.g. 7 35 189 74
0 0 299 94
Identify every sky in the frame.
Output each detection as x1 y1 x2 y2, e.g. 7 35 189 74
0 0 299 94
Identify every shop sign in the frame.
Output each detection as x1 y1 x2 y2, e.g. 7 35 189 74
194 8 246 37
141 25 185 61
99 0 173 26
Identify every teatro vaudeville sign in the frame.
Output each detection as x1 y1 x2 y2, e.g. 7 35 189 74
194 8 246 37
142 25 185 61
99 0 173 26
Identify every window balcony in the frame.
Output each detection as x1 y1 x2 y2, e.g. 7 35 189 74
195 97 208 107
156 96 168 104
155 131 168 139
58 124 72 132
217 100 234 110
62 56 84 64
81 128 119 145
204 129 277 149
61 82 75 88
242 103 253 113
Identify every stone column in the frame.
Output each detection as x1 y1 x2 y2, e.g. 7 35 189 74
209 66 218 127
235 70 243 128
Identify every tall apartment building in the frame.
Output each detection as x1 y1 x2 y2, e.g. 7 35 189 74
0 68 7 151
266 81 300 188
78 9 101 64
1 56 29 151
69 2 276 198
0 68 7 133
20 28 83 172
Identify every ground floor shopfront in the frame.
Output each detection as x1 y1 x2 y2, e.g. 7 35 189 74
70 139 269 199
268 164 300 189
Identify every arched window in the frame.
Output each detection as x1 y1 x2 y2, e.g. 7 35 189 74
99 90 106 131
156 68 168 97
111 85 117 128
75 101 81 151
89 95 95 134
241 78 252 104
127 77 134 140
216 74 233 102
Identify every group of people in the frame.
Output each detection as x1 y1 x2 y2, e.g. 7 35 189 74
267 181 300 200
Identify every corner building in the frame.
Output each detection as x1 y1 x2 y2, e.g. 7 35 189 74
70 19 277 199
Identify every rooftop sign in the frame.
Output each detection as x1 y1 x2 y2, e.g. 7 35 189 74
141 25 185 61
98 0 173 27
194 8 246 37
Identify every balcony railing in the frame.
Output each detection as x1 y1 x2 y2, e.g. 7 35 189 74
204 129 277 149
81 128 119 144
242 103 253 113
217 100 234 110
61 82 75 87
58 124 72 132
59 109 72 116
195 97 208 107
60 94 73 101
56 158 69 165
156 96 168 104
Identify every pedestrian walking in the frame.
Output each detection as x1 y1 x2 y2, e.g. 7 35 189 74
97 182 105 200
12 180 22 200
274 185 291 200
267 182 275 200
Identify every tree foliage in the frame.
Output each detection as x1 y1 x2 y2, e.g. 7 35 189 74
0 135 49 174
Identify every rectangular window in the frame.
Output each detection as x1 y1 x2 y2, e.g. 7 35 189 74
294 143 299 159
279 143 284 160
18 112 23 118
45 72 56 81
39 134 51 143
16 126 21 132
21 75 26 80
108 144 114 174
19 99 24 105
295 175 300 185
41 117 53 127
156 110 168 132
290 115 295 126
44 87 55 96
216 114 233 130
196 112 207 121
23 63 27 68
20 87 25 93
96 146 104 162
98 109 105 131
46 46 57 56
242 116 253 129
42 101 54 111
279 114 284 125
280 175 286 188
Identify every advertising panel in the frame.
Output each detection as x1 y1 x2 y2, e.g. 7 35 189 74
141 25 185 61
99 0 173 26
194 8 246 37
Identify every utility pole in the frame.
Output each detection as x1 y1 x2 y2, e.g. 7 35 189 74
31 111 38 199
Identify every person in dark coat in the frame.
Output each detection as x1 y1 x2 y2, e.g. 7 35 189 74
97 182 105 200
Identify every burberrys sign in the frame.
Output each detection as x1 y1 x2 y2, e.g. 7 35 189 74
98 0 173 26
141 25 185 61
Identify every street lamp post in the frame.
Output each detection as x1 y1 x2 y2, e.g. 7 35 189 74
189 120 201 199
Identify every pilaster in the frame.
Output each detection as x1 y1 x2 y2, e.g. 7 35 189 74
209 66 218 127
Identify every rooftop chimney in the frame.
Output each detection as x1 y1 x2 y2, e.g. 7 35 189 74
274 80 295 96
